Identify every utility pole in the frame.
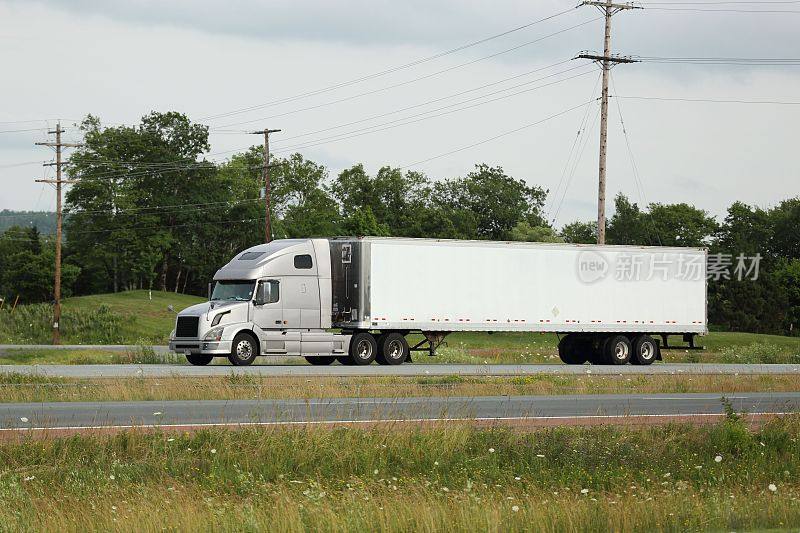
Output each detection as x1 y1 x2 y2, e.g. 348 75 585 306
577 0 638 244
250 128 281 243
35 122 82 345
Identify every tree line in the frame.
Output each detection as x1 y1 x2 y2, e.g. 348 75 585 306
0 112 797 335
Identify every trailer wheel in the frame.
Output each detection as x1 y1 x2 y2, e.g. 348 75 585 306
603 335 632 365
186 354 213 366
305 356 336 366
349 332 377 365
376 333 409 365
228 332 259 366
558 335 589 365
631 335 658 365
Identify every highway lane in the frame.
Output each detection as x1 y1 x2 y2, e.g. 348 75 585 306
1 393 798 431
1 363 800 378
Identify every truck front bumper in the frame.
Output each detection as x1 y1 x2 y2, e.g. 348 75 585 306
169 339 232 355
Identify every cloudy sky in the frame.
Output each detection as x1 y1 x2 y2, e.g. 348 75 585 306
1 0 798 227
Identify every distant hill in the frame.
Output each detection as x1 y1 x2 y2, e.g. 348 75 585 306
0 210 57 235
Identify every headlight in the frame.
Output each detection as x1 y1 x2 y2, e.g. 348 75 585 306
203 326 225 341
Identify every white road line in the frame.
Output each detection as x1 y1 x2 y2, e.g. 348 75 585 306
0 411 792 433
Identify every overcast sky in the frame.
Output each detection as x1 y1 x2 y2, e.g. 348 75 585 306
1 0 798 227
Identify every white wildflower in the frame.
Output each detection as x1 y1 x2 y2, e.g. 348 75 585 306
109 475 115 480
210 449 216 454
512 505 520 512
489 448 495 453
153 412 162 416
769 484 777 492
714 455 723 463
20 417 28 423
580 488 589 494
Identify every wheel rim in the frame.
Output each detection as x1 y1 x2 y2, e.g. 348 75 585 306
356 339 372 360
640 342 654 360
388 340 403 361
614 341 629 361
236 340 253 360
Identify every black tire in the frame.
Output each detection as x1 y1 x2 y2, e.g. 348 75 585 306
631 335 658 366
587 336 606 365
603 335 632 365
348 332 377 365
376 332 409 365
228 332 259 366
305 356 336 366
186 353 214 366
558 335 589 365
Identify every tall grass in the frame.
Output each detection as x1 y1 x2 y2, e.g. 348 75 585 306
719 342 800 364
0 373 798 403
0 304 124 344
0 418 798 531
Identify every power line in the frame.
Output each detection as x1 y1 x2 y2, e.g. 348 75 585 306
200 7 580 121
270 69 596 155
614 95 800 104
642 6 800 12
610 72 662 246
398 100 592 169
215 18 601 128
546 73 602 224
272 60 575 143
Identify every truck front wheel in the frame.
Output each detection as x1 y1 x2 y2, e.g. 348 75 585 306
376 333 409 365
229 332 259 366
348 332 377 365
186 354 213 366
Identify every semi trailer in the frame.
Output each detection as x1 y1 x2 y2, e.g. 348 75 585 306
168 237 707 366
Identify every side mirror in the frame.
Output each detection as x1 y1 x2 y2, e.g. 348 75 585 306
207 282 213 300
254 282 268 306
167 305 175 314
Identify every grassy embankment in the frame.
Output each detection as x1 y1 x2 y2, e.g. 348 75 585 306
1 290 799 365
1 372 800 403
0 416 798 531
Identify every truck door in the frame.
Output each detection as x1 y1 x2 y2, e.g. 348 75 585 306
251 279 282 328
251 278 301 355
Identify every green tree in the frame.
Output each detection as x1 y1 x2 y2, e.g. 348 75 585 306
560 220 597 244
433 164 546 240
508 222 563 243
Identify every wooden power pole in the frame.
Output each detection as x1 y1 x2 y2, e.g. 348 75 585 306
250 128 281 243
35 122 81 345
577 0 638 244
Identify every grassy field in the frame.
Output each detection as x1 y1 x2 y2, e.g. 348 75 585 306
0 417 798 531
1 290 799 364
1 372 799 403
0 290 202 345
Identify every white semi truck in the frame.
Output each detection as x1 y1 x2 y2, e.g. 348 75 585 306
168 237 707 366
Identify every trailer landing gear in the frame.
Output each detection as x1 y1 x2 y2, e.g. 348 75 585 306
410 332 449 359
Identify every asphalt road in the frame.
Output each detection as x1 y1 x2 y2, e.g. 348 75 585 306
1 363 800 378
1 393 798 431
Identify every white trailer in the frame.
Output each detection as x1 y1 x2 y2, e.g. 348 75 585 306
169 237 707 366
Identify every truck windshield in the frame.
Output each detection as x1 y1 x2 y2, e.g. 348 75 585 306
211 280 256 301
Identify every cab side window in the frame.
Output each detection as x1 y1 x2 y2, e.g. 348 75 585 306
294 254 313 269
257 280 280 304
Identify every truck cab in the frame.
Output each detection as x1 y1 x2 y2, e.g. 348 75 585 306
168 238 349 365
